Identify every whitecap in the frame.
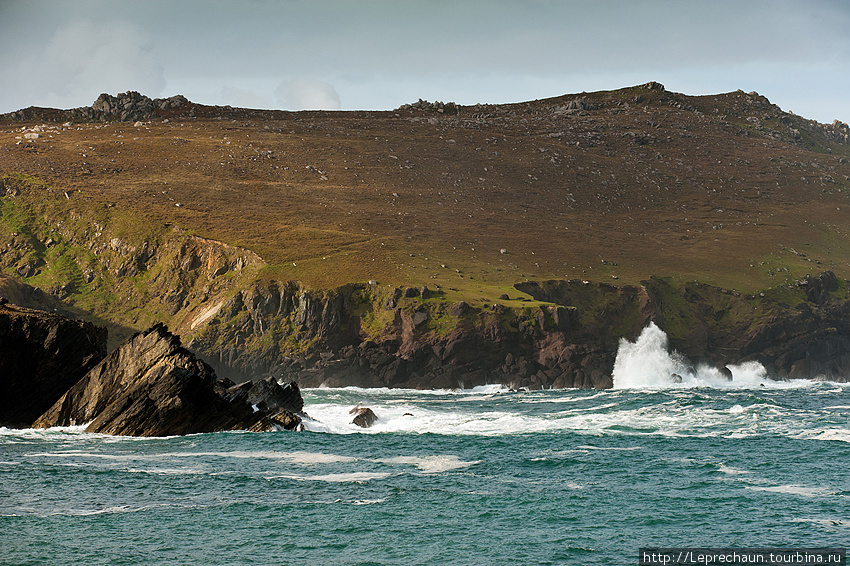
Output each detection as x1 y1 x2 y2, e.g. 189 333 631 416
745 484 834 497
379 455 480 473
264 472 391 483
126 467 205 475
717 464 753 475
575 445 643 451
789 517 847 529
807 429 850 443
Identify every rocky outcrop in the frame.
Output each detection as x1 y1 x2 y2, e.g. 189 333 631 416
0 301 107 427
4 92 191 123
33 323 304 436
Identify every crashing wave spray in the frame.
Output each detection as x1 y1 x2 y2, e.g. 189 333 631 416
612 322 768 388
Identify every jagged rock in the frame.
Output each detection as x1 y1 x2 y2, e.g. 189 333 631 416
0 301 107 427
350 406 377 428
32 323 301 436
247 408 302 432
227 377 304 413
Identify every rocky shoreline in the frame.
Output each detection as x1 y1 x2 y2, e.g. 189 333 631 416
2 270 850 437
1 306 306 436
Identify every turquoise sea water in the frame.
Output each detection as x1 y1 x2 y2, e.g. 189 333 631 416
3 379 849 565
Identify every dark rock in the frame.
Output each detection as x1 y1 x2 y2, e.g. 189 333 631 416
350 406 378 428
235 377 304 413
450 301 470 316
719 366 733 381
247 408 302 432
403 287 419 298
0 302 107 427
33 323 301 436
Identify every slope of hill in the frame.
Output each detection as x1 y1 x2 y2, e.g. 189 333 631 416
2 83 850 387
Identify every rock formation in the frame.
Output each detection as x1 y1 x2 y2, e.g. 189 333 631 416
33 323 304 436
0 301 106 427
350 406 378 428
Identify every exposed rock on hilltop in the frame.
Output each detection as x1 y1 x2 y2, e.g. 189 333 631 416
34 323 304 436
4 91 191 123
0 300 106 427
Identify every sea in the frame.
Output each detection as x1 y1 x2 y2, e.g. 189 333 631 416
2 324 849 565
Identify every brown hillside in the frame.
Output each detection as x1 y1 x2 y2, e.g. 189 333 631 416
2 83 849 301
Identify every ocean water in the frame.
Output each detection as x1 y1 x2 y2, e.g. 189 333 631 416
3 329 850 565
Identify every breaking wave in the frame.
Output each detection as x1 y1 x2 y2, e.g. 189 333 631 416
612 322 770 389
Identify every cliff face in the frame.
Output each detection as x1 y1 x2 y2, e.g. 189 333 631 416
0 302 107 427
186 272 850 389
518 272 850 382
2 179 849 390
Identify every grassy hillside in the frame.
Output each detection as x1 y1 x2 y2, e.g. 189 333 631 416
2 83 849 308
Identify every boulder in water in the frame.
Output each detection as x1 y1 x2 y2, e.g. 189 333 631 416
719 366 733 381
350 406 378 428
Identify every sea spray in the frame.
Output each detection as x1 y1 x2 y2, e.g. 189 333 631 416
612 322 689 388
612 322 769 388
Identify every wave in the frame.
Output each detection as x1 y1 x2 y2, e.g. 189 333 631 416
611 322 820 389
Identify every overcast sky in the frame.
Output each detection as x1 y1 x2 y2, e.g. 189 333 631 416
1 0 848 123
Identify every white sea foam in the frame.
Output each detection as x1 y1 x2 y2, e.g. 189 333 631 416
379 455 480 473
265 471 391 483
575 445 643 451
789 517 847 529
804 428 850 443
716 464 753 475
745 484 834 497
310 383 508 396
612 323 781 389
126 467 205 475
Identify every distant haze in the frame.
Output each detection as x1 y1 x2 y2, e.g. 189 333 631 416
1 0 848 123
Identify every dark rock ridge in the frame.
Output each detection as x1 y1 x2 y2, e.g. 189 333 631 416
4 92 191 123
188 272 850 389
0 300 107 427
33 323 304 436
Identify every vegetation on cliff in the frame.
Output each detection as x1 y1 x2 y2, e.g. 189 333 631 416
1 84 850 387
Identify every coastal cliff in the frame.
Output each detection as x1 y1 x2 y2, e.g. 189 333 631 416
2 85 850 391
0 300 106 427
187 271 850 389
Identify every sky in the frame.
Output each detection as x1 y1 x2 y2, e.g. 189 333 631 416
1 0 848 124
